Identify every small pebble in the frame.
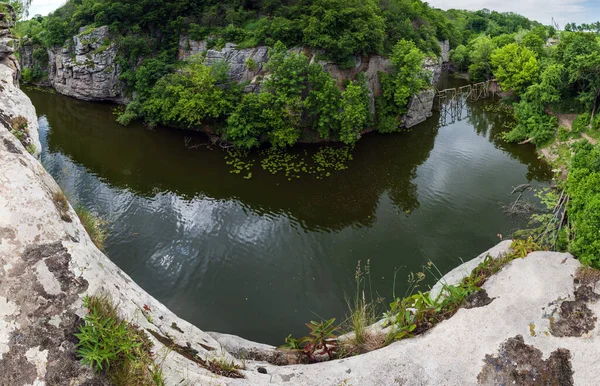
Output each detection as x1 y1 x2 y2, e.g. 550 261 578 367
257 367 267 374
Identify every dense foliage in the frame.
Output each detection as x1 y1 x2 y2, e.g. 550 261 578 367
16 0 556 150
378 39 429 133
455 20 600 268
567 142 600 267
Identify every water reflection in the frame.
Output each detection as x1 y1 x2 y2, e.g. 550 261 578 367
26 80 552 345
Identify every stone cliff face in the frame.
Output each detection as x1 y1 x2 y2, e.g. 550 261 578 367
22 27 448 127
0 7 41 158
21 26 124 102
0 8 20 82
178 38 451 129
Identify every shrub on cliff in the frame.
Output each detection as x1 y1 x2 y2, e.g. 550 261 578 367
377 39 429 133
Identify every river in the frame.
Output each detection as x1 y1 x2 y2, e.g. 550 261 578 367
24 76 552 345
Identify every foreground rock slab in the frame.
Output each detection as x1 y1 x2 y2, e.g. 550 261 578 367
232 252 599 385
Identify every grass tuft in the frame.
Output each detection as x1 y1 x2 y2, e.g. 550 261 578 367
75 206 108 250
75 294 165 386
208 357 245 378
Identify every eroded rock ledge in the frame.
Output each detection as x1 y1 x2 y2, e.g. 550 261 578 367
2 54 600 385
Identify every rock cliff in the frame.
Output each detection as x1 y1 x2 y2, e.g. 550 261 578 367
178 38 450 129
0 65 240 385
0 7 41 158
21 26 124 102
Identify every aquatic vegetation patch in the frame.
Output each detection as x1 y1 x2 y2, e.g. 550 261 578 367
225 145 354 181
225 148 255 179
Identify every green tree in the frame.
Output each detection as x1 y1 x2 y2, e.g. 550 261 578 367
340 80 370 144
468 35 496 81
520 32 545 57
141 57 231 128
381 39 429 116
304 64 342 139
536 64 566 103
450 45 469 72
302 0 385 62
491 43 540 94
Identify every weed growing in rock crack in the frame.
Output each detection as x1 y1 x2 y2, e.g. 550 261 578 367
52 190 72 222
384 238 541 341
208 357 245 378
282 318 340 363
75 206 108 250
75 294 165 386
341 260 386 355
9 115 35 155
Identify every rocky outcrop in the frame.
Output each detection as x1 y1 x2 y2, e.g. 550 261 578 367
0 8 41 158
21 26 124 102
0 7 19 82
178 38 448 129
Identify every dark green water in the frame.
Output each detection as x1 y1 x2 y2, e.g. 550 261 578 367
25 79 552 345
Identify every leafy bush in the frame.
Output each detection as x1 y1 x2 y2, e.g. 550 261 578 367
503 99 556 146
378 39 429 133
141 57 233 128
340 80 370 144
282 318 340 363
572 113 591 133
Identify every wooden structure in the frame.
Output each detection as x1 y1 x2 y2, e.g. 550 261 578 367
434 79 501 127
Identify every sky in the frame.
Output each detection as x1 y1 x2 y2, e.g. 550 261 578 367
29 0 600 28
426 0 599 28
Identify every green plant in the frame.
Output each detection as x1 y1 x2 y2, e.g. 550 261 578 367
282 318 339 363
76 295 137 372
75 206 108 250
245 57 258 71
573 113 591 133
207 357 244 378
384 238 541 343
75 294 165 385
342 260 385 354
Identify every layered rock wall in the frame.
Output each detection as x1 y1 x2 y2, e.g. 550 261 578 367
21 26 124 102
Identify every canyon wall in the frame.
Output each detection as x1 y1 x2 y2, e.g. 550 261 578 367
21 29 450 129
20 26 124 103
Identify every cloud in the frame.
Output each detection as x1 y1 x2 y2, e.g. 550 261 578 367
29 0 65 17
426 0 598 28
